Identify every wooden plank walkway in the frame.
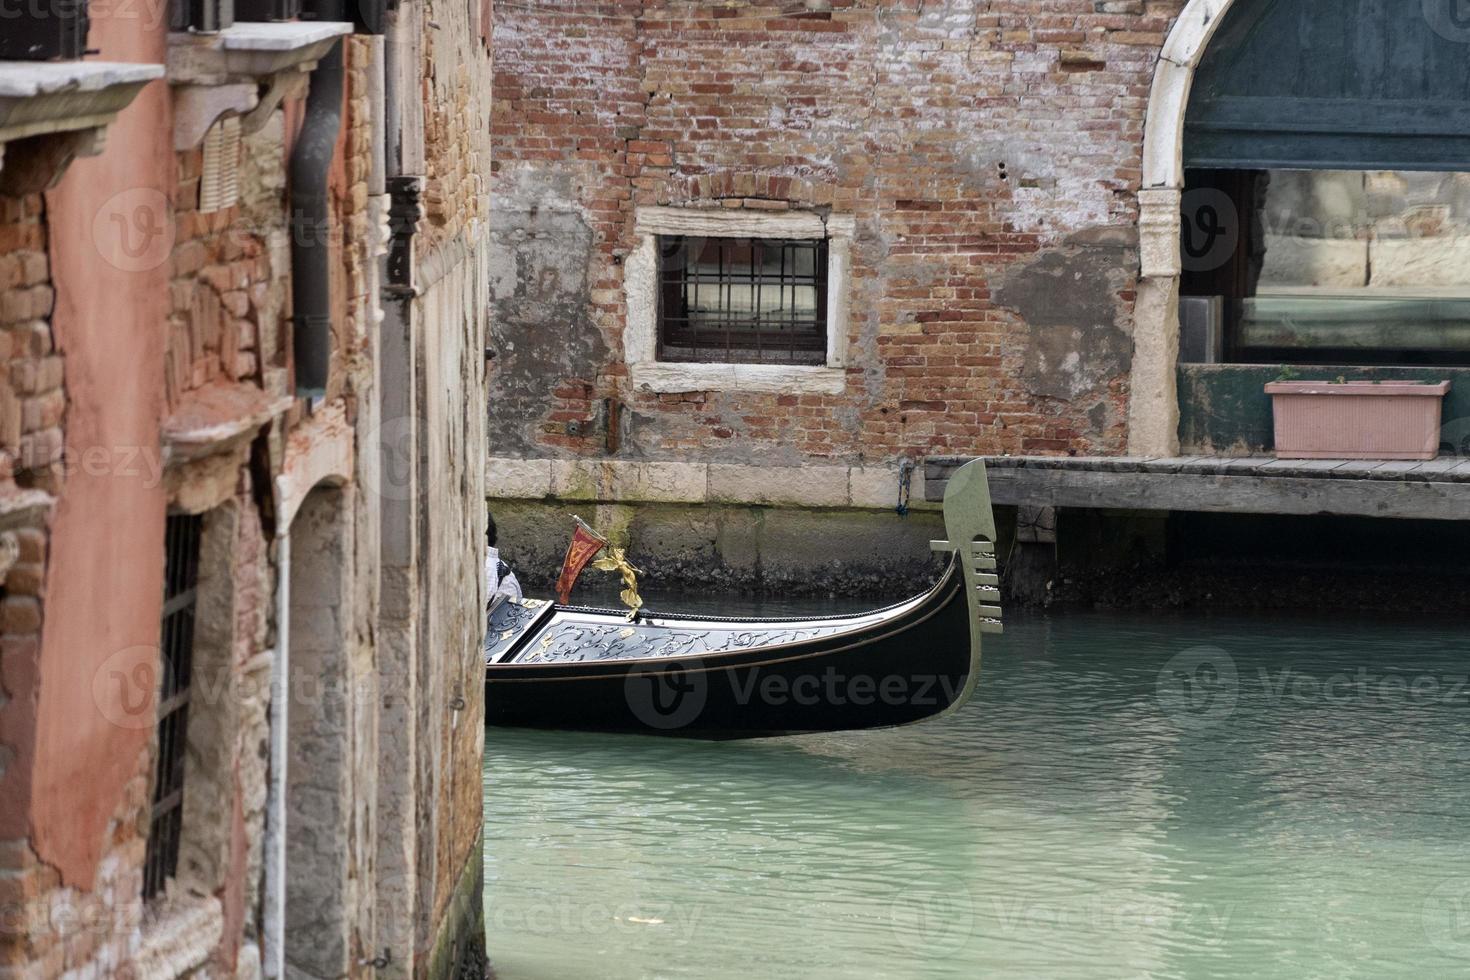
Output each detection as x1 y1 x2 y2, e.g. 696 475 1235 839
924 456 1470 521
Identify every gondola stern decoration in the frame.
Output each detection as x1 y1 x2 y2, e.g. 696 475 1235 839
554 516 646 618
937 456 1002 643
554 516 610 604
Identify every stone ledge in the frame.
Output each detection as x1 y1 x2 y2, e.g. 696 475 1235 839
629 362 847 395
167 22 353 150
0 484 52 528
163 381 292 466
132 894 223 978
167 23 353 86
0 61 163 191
486 456 934 511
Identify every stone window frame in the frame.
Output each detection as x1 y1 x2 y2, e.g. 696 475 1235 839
625 206 853 395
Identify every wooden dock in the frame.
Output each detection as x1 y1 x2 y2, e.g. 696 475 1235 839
924 456 1470 522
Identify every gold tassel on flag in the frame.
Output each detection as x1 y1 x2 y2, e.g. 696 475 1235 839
591 546 644 620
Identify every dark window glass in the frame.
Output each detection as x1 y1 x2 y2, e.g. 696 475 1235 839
143 514 202 901
1181 167 1470 366
657 236 828 366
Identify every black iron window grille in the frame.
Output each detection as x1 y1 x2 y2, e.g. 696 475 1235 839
0 0 90 60
168 0 234 32
143 514 202 901
657 236 828 366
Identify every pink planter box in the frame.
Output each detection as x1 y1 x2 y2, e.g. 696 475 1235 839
1264 380 1451 460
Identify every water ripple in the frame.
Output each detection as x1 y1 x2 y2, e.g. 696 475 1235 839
485 610 1470 979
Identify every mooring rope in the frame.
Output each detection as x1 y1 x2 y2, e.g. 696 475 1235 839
896 459 913 517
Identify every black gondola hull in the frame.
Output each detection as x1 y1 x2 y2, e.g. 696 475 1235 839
484 458 1001 739
485 563 975 739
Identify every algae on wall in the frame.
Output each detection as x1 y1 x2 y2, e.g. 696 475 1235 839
490 500 947 599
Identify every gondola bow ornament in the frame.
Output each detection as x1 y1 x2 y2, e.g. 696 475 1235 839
591 546 644 619
554 517 610 604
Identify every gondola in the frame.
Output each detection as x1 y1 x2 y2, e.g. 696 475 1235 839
484 458 1002 739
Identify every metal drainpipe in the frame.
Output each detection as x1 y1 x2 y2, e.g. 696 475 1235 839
289 31 345 398
263 529 290 980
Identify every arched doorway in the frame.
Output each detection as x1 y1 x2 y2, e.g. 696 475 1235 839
285 481 356 978
1129 0 1470 454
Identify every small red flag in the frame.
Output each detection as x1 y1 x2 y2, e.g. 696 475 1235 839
555 517 609 605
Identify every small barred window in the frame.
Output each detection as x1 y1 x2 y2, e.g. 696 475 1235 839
657 236 828 365
143 514 202 901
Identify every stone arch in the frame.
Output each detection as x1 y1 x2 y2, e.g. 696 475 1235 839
285 479 358 979
1128 0 1243 455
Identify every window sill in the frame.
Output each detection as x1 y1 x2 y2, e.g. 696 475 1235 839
167 22 353 84
629 361 847 395
163 381 294 466
0 61 163 191
167 22 353 149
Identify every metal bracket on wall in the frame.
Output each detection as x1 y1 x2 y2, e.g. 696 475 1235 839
384 175 425 298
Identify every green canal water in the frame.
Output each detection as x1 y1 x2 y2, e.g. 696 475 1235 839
482 609 1470 979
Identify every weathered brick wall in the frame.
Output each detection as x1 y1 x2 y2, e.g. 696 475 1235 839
0 190 65 974
166 147 273 411
0 193 62 491
490 0 1184 468
413 0 495 968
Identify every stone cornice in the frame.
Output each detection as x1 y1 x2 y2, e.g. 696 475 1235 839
0 61 163 192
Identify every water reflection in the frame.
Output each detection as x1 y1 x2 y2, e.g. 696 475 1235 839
484 611 1470 979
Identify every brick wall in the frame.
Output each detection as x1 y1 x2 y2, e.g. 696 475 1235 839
0 193 62 492
489 0 1183 470
0 190 63 973
166 147 272 411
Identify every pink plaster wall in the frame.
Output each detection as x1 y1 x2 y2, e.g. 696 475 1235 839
33 14 172 886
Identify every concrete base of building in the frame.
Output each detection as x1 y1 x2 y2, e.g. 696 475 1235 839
492 499 948 599
424 832 490 980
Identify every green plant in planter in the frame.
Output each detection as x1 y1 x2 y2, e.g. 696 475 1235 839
1275 365 1302 382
